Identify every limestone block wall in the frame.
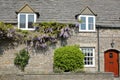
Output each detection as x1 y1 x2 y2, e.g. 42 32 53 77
0 44 55 74
0 28 120 74
0 31 98 73
0 73 114 80
98 28 120 76
0 44 26 74
67 32 98 72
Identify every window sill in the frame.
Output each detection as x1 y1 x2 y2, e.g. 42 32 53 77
78 31 97 33
19 28 35 30
84 66 96 68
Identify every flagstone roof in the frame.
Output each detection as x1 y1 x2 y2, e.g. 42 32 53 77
0 0 120 27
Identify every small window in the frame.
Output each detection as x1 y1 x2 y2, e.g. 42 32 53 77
18 13 36 30
79 15 95 32
109 53 113 58
81 47 95 67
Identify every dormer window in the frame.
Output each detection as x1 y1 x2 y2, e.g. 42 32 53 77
16 4 39 30
18 13 36 30
79 15 95 32
76 6 97 32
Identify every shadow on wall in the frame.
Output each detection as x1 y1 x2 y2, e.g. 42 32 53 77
0 39 17 55
60 38 68 46
0 38 69 56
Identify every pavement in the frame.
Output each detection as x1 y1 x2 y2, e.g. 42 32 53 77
114 77 120 80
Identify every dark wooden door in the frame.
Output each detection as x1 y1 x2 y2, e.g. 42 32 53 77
104 50 119 77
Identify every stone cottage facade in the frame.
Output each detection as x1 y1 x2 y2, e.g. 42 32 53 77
0 0 120 77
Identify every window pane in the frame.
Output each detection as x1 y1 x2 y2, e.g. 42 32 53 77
88 17 93 23
81 17 86 22
88 24 94 30
88 17 94 30
81 24 86 30
80 17 86 30
20 14 26 28
28 15 34 28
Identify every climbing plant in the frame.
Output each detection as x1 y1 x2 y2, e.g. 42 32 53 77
31 22 71 49
0 22 76 50
0 22 25 45
14 49 30 71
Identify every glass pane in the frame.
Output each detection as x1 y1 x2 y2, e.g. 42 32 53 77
88 17 94 30
91 53 93 56
20 14 26 28
28 15 34 28
81 24 86 30
90 57 93 61
80 17 86 30
88 24 94 30
88 53 89 56
109 53 113 58
88 17 93 23
81 17 86 22
88 57 89 60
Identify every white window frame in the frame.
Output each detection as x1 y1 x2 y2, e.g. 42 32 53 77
81 47 95 67
78 15 95 32
18 13 36 30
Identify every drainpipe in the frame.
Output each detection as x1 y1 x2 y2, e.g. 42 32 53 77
97 26 100 72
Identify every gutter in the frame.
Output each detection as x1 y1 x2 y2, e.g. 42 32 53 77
97 25 100 72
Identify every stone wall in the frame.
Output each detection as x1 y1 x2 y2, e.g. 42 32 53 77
0 73 114 80
67 32 98 72
99 28 120 74
0 28 120 75
0 31 98 73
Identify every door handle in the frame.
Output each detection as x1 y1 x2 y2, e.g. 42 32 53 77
109 62 113 64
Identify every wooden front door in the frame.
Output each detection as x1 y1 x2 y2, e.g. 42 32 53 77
104 49 119 77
